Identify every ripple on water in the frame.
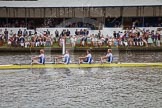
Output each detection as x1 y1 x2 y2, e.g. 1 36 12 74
0 67 162 108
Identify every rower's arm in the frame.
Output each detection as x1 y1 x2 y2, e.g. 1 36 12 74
32 56 39 60
101 56 107 59
54 55 64 59
79 56 86 59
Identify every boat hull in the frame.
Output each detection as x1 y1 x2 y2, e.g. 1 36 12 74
0 63 162 69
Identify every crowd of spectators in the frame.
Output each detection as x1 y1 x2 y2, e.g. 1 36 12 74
110 28 161 47
0 28 54 48
0 27 161 48
64 28 161 48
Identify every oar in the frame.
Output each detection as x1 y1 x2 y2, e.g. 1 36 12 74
30 58 33 73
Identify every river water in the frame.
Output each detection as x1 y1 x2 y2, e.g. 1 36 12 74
0 51 162 108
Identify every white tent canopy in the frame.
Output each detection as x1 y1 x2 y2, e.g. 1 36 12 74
0 0 162 7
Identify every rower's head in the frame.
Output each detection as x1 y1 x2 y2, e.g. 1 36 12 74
107 49 112 53
66 50 69 54
87 49 91 54
40 49 44 54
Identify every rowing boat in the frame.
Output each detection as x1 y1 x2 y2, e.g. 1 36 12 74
0 63 162 69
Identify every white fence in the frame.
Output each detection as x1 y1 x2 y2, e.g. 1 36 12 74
36 27 124 37
36 28 90 36
0 27 162 38
0 28 27 34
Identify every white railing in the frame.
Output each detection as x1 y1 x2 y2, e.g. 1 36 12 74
0 27 162 38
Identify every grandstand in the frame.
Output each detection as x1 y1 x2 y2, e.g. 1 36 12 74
0 0 162 48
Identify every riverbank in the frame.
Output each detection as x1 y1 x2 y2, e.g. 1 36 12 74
0 46 162 53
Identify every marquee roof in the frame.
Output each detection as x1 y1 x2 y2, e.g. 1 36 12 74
0 0 162 7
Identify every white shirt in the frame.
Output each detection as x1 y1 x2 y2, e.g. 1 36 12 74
64 53 69 58
39 54 45 58
86 54 92 58
106 53 113 63
106 53 112 58
70 37 75 43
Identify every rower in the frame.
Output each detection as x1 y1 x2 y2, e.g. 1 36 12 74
100 49 113 64
31 49 45 64
55 50 70 64
79 49 93 64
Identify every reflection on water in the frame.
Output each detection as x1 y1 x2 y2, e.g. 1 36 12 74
0 68 162 108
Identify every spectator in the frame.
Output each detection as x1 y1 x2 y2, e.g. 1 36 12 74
71 36 76 47
9 30 13 38
35 36 40 47
17 29 22 37
4 29 8 42
113 31 117 39
7 37 12 47
117 31 120 39
147 33 153 46
13 34 19 47
91 34 97 47
23 29 28 37
97 30 101 39
29 31 32 36
85 29 89 36
75 29 79 35
25 41 30 48
0 29 2 35
156 32 161 47
61 29 66 37
132 21 136 29
46 36 52 47
19 35 25 48
55 29 59 38
66 29 70 36
0 29 3 46
46 29 50 35
80 29 84 35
